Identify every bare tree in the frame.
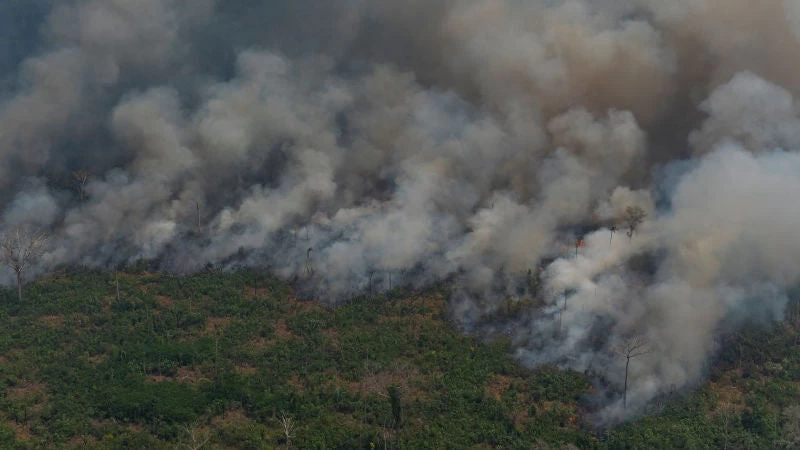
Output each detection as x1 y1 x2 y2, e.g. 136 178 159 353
305 247 314 278
616 336 651 409
279 411 296 449
780 405 800 449
182 422 211 450
558 288 569 336
623 206 647 240
72 170 90 202
0 227 48 301
115 271 121 303
720 401 732 450
574 238 583 259
368 269 376 293
195 202 202 233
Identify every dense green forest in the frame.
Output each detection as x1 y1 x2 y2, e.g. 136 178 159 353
0 267 798 449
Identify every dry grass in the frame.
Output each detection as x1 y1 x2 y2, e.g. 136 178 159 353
6 382 47 402
38 315 65 327
146 366 210 384
273 319 292 339
244 286 273 300
203 316 231 335
155 295 174 308
211 408 253 427
287 373 306 392
485 374 514 401
3 419 32 441
235 364 258 375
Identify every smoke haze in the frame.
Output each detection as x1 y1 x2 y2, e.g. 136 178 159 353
2 0 800 421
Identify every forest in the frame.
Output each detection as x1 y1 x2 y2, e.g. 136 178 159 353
0 266 798 449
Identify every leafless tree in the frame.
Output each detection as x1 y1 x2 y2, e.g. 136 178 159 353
0 226 48 301
195 202 202 233
368 269 376 293
279 411 296 449
558 288 569 336
720 401 733 450
780 405 800 449
624 206 647 240
182 422 211 450
616 336 651 409
115 271 121 303
305 247 314 278
72 170 90 202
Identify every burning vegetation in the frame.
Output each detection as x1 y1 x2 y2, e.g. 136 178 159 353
0 0 799 423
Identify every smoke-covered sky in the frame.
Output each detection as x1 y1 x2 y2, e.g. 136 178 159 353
2 0 800 420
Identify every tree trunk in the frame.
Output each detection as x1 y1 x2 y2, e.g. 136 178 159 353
16 270 22 302
558 310 562 337
624 357 630 409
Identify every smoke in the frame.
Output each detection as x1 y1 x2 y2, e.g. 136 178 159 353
1 0 799 421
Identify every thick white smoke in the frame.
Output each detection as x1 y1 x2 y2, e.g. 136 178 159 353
1 0 799 421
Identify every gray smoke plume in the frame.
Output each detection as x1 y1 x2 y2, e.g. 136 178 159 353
1 0 800 421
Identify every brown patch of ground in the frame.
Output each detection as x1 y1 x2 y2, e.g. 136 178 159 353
3 419 32 441
708 381 746 417
146 366 210 384
100 296 113 313
321 370 360 395
242 320 290 350
177 366 210 384
273 319 292 339
323 328 340 349
126 423 146 433
68 434 99 448
211 408 253 427
235 364 257 375
155 295 174 308
146 374 168 383
6 382 47 402
246 336 273 351
358 362 424 400
403 293 447 320
38 315 65 327
244 286 273 300
511 406 532 430
288 296 326 314
486 374 514 401
376 292 447 339
87 354 106 365
89 418 111 428
287 373 306 392
203 316 230 335
66 313 91 327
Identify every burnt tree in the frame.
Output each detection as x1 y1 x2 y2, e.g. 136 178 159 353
0 226 48 301
72 170 90 202
616 336 651 409
623 206 647 240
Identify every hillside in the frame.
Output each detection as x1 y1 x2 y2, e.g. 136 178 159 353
0 268 797 449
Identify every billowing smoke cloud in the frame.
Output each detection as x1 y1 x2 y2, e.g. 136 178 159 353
1 0 800 421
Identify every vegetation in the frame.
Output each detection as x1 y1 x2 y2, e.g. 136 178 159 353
0 268 797 448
